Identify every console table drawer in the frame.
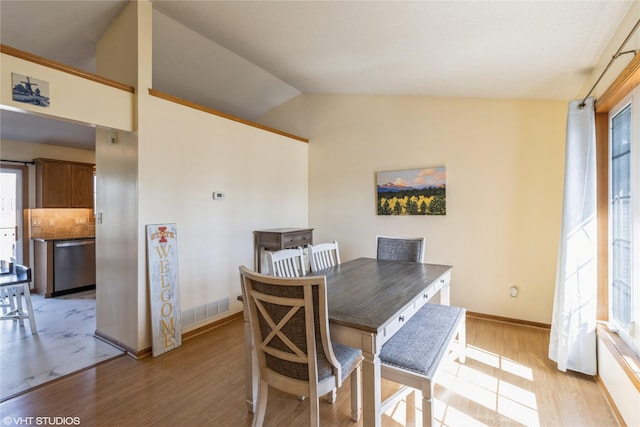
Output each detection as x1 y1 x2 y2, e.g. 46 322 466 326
254 228 314 273
284 231 312 247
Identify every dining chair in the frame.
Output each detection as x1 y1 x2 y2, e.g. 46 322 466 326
308 241 341 273
0 264 37 335
0 287 15 314
239 266 362 426
376 235 425 262
266 247 306 277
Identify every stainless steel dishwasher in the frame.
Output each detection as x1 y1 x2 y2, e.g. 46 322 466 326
53 239 96 295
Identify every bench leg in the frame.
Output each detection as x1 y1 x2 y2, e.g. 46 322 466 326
421 381 434 427
458 316 466 363
406 390 416 427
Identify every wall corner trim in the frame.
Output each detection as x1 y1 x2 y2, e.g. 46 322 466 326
148 88 308 143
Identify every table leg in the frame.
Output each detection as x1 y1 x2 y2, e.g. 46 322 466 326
440 282 450 305
361 348 382 427
329 324 382 427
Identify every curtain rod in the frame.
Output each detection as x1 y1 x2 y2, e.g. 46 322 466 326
580 17 640 109
1 159 35 165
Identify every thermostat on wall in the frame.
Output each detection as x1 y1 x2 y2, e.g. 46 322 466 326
213 191 225 200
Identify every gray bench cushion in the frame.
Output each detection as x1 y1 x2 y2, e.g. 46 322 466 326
380 303 465 378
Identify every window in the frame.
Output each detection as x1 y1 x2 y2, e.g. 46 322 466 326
0 165 26 264
609 92 640 354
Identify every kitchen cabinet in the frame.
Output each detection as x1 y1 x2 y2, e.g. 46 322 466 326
33 237 96 297
35 158 94 208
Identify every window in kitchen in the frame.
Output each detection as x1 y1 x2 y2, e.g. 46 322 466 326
609 91 640 354
0 165 25 264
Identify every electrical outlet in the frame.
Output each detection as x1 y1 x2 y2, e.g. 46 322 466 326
212 191 225 200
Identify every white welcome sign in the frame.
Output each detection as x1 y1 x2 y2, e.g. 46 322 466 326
146 223 182 357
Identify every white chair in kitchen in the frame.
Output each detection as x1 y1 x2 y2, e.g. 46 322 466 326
0 287 15 314
308 241 341 273
0 264 37 335
266 247 306 277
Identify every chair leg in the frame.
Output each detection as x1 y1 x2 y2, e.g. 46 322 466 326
14 286 25 328
326 388 336 404
310 391 320 427
21 283 37 335
0 288 12 314
350 364 362 421
252 379 269 427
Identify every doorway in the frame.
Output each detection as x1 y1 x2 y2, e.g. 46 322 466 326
0 164 27 265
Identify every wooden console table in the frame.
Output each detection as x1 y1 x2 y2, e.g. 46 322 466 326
254 228 313 273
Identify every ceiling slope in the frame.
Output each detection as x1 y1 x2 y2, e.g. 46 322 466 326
0 0 634 148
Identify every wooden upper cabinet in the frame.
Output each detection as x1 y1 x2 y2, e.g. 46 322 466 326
69 163 94 207
35 158 95 208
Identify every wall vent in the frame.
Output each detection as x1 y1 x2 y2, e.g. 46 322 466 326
181 296 230 328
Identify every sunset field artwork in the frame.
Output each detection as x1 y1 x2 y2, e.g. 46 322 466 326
376 167 446 215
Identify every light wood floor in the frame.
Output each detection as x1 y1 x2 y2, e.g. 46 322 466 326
0 316 618 426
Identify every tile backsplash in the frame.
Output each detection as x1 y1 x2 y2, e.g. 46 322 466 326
28 208 95 239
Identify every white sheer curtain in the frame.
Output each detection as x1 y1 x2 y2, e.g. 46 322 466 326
549 97 598 375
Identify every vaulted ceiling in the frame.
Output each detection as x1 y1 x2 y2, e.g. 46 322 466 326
0 0 634 150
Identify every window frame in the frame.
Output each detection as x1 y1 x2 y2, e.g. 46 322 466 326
0 163 28 264
607 94 638 352
595 52 640 392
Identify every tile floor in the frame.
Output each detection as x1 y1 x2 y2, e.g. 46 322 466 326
0 289 124 401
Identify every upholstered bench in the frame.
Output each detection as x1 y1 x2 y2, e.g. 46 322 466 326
380 303 466 427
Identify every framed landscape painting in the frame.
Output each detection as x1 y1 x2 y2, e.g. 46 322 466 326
376 166 446 215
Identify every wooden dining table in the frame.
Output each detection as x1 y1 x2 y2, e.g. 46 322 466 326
241 257 453 427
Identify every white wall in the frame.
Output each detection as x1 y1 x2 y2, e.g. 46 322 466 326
138 95 308 324
259 94 567 324
597 335 640 426
94 127 139 350
92 0 309 352
94 0 144 351
0 54 133 132
579 1 640 102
